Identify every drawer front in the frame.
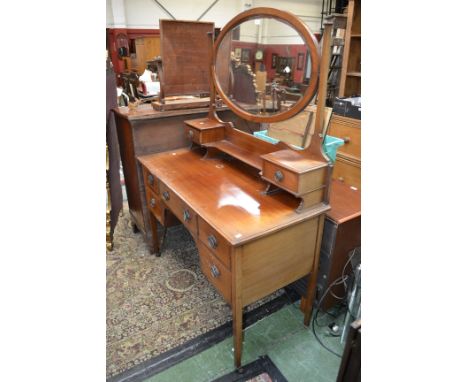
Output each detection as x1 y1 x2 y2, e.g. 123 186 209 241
328 117 361 160
143 167 159 194
262 161 299 194
146 187 163 223
186 127 201 145
333 155 361 189
159 182 198 235
198 243 232 304
198 217 231 270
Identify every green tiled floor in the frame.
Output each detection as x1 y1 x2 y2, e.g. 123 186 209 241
144 302 344 382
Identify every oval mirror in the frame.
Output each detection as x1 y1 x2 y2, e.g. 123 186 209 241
213 7 320 124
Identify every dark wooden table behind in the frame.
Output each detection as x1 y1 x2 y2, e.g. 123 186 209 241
113 104 259 252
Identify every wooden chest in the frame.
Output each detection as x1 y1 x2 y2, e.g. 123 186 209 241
327 114 361 189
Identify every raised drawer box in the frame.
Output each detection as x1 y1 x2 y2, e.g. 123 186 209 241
261 149 328 197
185 118 225 145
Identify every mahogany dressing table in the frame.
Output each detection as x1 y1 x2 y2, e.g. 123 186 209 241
138 9 336 368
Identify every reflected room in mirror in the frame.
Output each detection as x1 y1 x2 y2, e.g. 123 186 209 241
214 17 314 118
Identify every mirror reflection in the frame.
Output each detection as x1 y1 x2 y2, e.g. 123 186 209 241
215 17 311 117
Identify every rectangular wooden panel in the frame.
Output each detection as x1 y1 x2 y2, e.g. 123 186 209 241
159 182 198 236
328 115 361 160
333 154 361 189
241 217 320 306
142 166 159 194
298 168 327 195
198 217 231 270
145 187 163 224
198 242 232 304
160 20 214 97
262 161 299 194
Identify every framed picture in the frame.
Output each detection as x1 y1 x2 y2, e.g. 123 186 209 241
234 48 241 59
241 48 251 62
297 52 304 71
271 53 278 69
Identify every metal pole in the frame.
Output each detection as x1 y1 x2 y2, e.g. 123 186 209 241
197 0 220 21
153 0 176 20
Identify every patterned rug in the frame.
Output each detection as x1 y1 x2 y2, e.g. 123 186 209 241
107 210 283 378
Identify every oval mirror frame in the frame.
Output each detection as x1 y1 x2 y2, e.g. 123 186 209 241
212 7 320 124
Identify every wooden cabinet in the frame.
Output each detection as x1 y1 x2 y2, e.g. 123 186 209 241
339 0 361 97
113 104 256 253
290 180 361 311
131 36 161 75
328 114 361 189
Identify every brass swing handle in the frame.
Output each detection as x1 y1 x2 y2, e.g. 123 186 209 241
274 170 284 182
207 234 218 249
148 174 154 185
210 264 220 278
162 191 170 201
150 198 156 208
183 209 191 222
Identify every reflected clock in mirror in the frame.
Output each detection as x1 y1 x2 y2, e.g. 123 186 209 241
214 12 319 122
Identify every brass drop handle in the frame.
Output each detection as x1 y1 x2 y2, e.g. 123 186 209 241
274 170 284 182
208 234 218 249
150 198 156 208
188 130 194 139
162 191 170 201
183 209 191 222
343 137 351 144
210 264 220 278
148 174 154 185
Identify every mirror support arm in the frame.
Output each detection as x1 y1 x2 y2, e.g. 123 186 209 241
305 19 333 158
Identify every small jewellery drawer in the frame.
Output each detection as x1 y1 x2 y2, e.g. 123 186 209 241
262 162 299 194
186 127 201 145
143 167 159 194
159 182 198 235
146 187 163 223
198 218 231 270
198 243 232 304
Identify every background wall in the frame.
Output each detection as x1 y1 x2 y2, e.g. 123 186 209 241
107 0 324 33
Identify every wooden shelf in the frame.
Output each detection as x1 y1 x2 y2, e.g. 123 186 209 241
338 0 361 97
203 140 263 170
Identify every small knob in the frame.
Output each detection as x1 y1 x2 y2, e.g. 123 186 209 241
274 170 284 182
183 209 191 222
148 174 154 185
188 130 194 139
207 234 218 249
210 264 220 278
150 198 156 208
338 176 344 182
343 137 351 144
162 191 170 201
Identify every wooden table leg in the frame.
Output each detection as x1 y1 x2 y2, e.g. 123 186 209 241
149 213 160 256
303 214 325 326
232 247 243 368
233 303 243 368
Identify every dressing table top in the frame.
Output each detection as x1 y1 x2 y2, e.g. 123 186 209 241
139 148 329 246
